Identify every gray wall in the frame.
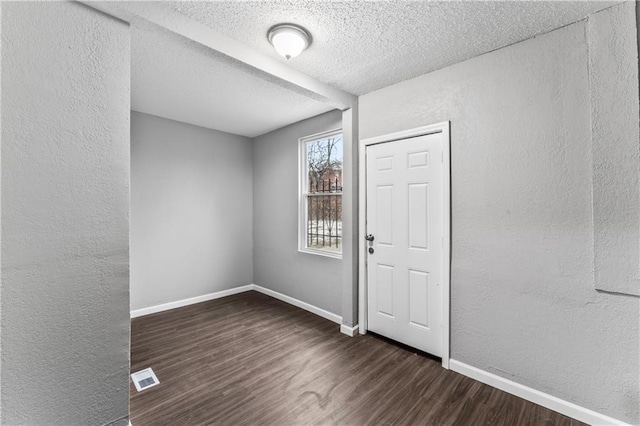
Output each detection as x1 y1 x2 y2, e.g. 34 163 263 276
131 112 253 311
359 3 639 424
1 2 130 425
253 111 343 316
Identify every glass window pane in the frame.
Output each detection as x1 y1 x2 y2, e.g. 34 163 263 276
306 135 343 194
303 132 343 254
306 195 342 253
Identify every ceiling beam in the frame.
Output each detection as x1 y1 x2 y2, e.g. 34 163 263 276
79 1 357 110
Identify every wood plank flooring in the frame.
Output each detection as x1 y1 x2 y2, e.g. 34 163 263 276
130 291 583 426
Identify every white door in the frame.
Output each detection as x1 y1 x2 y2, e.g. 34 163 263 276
366 132 444 356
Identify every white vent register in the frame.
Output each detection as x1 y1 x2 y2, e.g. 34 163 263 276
131 367 159 392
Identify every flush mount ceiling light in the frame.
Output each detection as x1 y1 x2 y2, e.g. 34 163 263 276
267 23 312 60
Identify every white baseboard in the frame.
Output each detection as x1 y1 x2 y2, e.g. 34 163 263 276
340 324 359 337
252 284 342 324
131 284 343 326
449 360 628 426
130 285 254 318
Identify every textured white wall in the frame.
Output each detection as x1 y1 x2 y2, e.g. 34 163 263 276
131 112 253 311
253 111 343 316
359 4 639 424
589 4 640 296
1 2 130 425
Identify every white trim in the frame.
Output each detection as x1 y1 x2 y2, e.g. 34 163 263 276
130 285 253 318
300 128 345 145
340 324 359 337
298 128 345 259
449 360 629 426
252 284 343 324
360 123 449 146
358 121 452 370
441 122 451 369
298 247 343 259
130 284 344 326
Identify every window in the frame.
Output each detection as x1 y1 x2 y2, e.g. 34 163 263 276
299 129 343 258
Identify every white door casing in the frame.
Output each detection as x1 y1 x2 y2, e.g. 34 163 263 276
358 122 450 368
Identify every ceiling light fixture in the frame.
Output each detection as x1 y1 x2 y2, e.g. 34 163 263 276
267 23 312 60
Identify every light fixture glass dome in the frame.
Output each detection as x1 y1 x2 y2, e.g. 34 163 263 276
267 24 311 60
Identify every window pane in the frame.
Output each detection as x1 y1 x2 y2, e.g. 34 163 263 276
306 135 343 194
305 134 342 253
306 195 342 253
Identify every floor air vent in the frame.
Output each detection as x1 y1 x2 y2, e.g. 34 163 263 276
131 367 160 392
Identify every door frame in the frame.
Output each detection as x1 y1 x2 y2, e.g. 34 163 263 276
358 121 451 369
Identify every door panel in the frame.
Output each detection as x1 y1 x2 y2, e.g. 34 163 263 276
375 186 394 246
376 264 395 317
408 183 429 250
366 132 444 356
409 269 430 328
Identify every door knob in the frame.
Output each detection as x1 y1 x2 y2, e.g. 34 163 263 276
365 234 375 242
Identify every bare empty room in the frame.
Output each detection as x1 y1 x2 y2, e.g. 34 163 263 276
1 1 639 425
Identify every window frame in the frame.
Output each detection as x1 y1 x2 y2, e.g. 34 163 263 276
298 128 344 259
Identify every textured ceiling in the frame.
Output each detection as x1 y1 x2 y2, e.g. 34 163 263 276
131 25 333 137
170 0 617 95
132 1 618 136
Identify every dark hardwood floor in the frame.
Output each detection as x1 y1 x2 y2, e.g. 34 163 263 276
130 291 583 426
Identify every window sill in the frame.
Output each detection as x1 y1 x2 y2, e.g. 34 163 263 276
298 247 342 260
